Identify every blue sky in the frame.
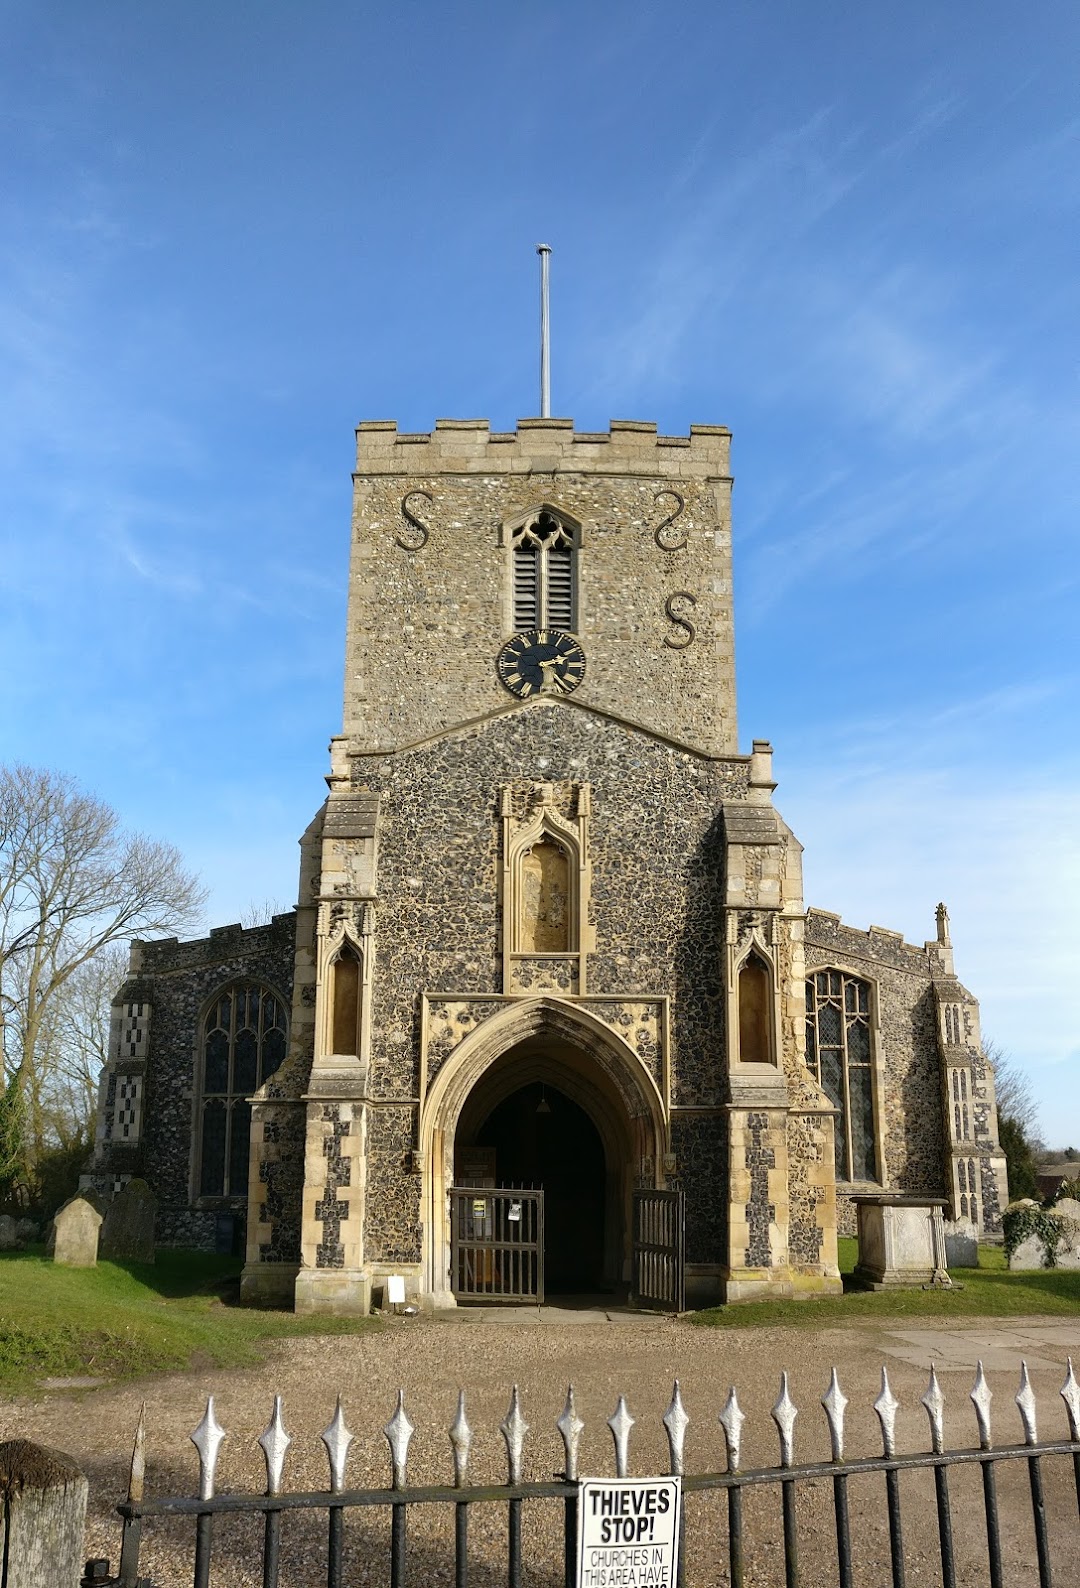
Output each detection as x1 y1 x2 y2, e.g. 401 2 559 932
2 3 1077 1144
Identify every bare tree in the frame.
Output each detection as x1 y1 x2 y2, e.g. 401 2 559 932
14 943 129 1153
0 764 206 1192
239 897 291 928
984 1038 1039 1134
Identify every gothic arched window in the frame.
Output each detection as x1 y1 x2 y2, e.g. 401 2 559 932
805 969 878 1182
512 510 577 631
198 983 288 1199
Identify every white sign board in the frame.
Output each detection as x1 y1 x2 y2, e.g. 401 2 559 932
386 1275 406 1305
577 1477 682 1588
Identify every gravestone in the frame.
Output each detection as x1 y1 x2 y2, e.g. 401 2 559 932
1045 1197 1080 1267
1009 1233 1050 1269
100 1177 156 1264
0 1214 20 1251
51 1195 103 1268
943 1218 979 1267
1008 1200 1080 1269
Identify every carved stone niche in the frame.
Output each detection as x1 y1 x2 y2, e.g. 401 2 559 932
726 910 782 1071
500 781 593 996
313 900 376 1073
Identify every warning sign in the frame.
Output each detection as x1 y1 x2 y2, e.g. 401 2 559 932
577 1476 682 1588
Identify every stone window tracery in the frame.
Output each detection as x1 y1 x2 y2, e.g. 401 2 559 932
805 969 878 1183
198 983 288 1199
512 510 577 631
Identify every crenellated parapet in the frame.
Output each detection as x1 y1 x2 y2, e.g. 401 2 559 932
355 418 732 479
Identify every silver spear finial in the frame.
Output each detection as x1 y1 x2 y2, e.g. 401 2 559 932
1061 1358 1080 1441
258 1396 291 1496
320 1397 354 1494
557 1386 585 1483
1015 1362 1038 1445
384 1390 415 1489
450 1390 472 1488
718 1387 746 1473
821 1369 848 1463
191 1397 227 1502
970 1362 993 1450
874 1368 899 1458
771 1374 798 1468
608 1395 635 1479
663 1381 689 1477
501 1385 529 1485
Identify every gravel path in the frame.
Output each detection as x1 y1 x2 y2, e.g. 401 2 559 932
4 1310 1078 1586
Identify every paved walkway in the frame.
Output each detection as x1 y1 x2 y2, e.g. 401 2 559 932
876 1320 1080 1372
437 1302 1080 1374
436 1303 646 1323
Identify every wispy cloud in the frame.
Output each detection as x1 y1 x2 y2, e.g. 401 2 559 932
783 759 1080 1142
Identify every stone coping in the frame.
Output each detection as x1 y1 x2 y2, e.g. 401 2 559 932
353 418 732 477
851 1193 948 1207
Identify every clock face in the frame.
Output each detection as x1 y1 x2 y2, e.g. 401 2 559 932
496 629 586 699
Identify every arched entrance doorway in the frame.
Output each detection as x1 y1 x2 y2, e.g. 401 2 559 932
457 1075 608 1294
419 999 669 1307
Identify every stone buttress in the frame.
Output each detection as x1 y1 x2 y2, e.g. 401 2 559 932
928 905 1008 1235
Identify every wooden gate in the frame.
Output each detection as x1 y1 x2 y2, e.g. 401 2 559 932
631 1188 685 1311
450 1187 544 1302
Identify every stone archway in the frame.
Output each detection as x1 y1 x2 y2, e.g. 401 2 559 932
419 998 668 1305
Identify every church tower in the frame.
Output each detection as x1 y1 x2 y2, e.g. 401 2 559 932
240 416 844 1312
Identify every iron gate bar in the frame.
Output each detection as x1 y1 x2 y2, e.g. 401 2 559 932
631 1188 685 1311
450 1188 544 1303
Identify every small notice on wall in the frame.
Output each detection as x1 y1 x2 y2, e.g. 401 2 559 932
577 1477 682 1588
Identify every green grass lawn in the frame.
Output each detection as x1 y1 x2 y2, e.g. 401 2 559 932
691 1239 1080 1328
0 1248 377 1394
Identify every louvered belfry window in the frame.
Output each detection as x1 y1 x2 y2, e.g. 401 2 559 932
512 511 577 630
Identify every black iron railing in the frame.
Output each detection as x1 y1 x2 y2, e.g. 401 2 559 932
101 1361 1080 1588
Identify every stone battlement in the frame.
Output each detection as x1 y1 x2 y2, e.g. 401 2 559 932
354 418 732 478
805 907 947 975
132 912 297 975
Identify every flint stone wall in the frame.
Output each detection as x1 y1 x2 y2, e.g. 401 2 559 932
353 703 744 1266
124 915 297 1251
346 422 736 757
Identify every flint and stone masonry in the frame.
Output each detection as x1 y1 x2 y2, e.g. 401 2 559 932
87 417 1008 1308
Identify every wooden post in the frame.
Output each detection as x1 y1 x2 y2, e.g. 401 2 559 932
0 1440 87 1588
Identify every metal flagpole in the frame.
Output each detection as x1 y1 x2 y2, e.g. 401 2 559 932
537 244 551 417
